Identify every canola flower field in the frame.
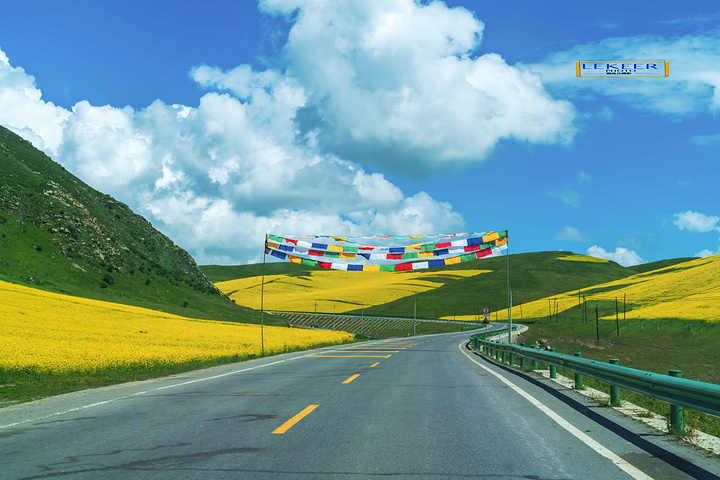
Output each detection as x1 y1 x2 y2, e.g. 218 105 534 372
1 281 353 376
216 268 490 313
451 255 720 322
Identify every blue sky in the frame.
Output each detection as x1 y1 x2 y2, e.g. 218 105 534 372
1 0 719 266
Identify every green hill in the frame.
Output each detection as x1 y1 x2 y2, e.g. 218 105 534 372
204 251 696 320
0 125 261 323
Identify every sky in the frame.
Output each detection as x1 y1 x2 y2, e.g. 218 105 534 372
1 0 719 267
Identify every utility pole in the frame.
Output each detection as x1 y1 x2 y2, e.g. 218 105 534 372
413 293 417 336
596 305 600 344
260 234 267 357
507 245 512 344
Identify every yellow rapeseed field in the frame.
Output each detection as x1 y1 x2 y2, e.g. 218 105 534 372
216 268 490 313
456 255 720 322
0 281 352 374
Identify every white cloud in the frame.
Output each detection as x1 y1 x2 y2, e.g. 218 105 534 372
528 32 720 116
259 0 577 170
696 247 720 258
0 1 582 265
554 226 589 242
692 133 720 146
0 44 467 264
578 170 592 184
547 188 583 207
673 210 720 232
586 245 645 266
0 49 70 157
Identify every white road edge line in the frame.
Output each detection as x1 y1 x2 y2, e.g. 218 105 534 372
0 354 311 430
458 341 654 480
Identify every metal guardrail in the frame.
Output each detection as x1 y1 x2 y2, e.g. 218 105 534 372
470 334 720 433
268 310 483 326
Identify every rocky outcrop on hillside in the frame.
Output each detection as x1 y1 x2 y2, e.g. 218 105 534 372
0 125 216 297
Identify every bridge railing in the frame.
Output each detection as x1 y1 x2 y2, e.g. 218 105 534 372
469 334 720 433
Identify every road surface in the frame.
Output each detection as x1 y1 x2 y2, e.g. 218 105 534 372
2 332 719 479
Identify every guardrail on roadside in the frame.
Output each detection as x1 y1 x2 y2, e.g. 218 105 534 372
469 334 720 434
268 310 483 326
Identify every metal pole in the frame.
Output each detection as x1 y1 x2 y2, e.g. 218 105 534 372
669 370 684 434
260 234 267 357
615 297 619 336
507 242 512 344
361 306 364 335
333 305 336 330
413 293 417 336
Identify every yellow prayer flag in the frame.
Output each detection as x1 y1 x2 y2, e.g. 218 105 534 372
339 252 356 260
406 243 422 251
418 251 434 258
267 242 280 250
495 236 508 246
327 244 344 252
482 232 499 243
445 256 461 265
288 255 302 264
364 265 380 272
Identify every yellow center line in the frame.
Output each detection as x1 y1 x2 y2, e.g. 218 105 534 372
332 350 399 353
273 405 319 434
342 374 360 384
306 354 392 358
370 362 380 368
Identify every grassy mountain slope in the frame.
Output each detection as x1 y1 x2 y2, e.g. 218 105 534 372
511 254 720 323
204 251 671 320
0 125 262 324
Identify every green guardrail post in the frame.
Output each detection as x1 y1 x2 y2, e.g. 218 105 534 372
549 348 557 379
531 345 538 370
609 358 621 406
669 370 684 434
509 351 515 367
520 343 526 369
501 351 506 364
574 352 583 389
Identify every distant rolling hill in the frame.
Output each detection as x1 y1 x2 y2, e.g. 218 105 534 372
512 254 720 323
202 252 699 321
0 125 260 324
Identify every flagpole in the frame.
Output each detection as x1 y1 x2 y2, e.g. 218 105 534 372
260 234 267 357
506 233 512 344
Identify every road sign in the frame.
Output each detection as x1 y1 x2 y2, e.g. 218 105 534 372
483 307 489 316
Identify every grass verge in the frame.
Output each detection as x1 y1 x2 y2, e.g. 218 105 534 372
0 341 348 405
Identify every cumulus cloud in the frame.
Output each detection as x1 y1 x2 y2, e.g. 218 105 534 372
673 210 720 232
0 1 582 265
586 245 645 267
696 247 720 258
259 0 576 170
0 44 466 264
528 32 720 116
0 49 70 157
554 226 589 242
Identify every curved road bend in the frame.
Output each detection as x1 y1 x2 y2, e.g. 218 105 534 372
1 332 719 479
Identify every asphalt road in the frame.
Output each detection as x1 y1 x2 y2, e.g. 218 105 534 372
2 332 720 479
